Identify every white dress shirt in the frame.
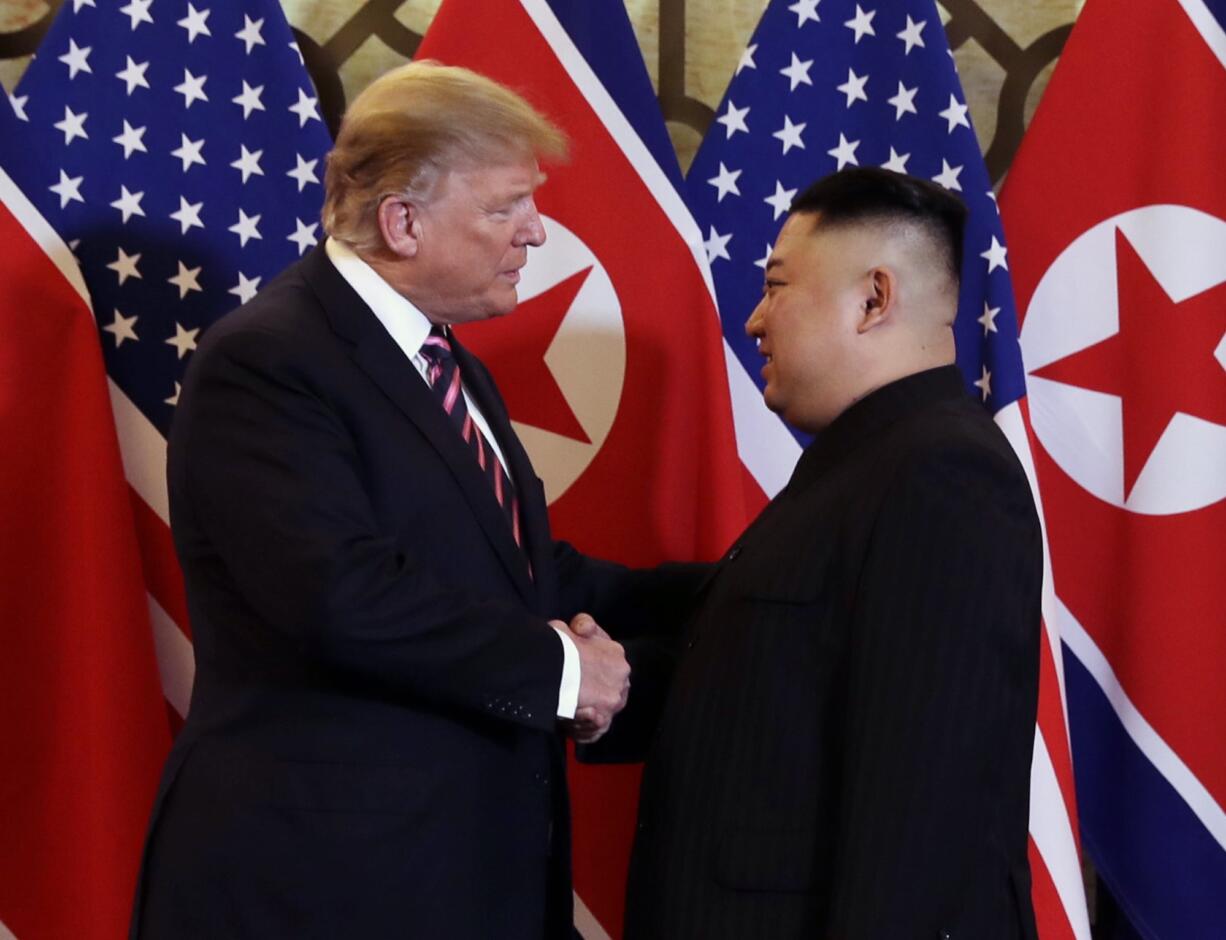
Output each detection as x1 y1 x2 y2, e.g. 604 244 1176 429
324 238 580 719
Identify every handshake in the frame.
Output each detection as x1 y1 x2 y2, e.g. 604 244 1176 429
550 613 630 745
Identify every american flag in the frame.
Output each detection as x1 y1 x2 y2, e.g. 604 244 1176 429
9 0 332 722
684 0 1092 936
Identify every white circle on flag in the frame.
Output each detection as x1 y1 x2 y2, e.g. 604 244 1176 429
1020 204 1226 515
515 215 625 505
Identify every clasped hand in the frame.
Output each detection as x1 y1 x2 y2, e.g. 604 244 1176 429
551 612 629 744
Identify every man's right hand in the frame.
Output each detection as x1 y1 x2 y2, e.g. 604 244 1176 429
550 614 629 743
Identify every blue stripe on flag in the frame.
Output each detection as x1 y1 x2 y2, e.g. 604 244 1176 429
1064 648 1226 939
544 0 684 190
1202 0 1226 33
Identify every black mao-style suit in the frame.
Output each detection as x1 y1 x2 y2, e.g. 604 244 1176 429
624 367 1043 940
130 244 693 939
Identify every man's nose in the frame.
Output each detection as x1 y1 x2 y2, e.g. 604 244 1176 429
745 301 765 337
517 203 546 247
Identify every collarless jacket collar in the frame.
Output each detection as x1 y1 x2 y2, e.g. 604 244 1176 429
788 365 968 492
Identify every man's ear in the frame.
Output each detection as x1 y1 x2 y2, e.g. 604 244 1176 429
856 267 896 334
376 195 422 259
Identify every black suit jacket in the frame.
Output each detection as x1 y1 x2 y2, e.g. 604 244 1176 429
624 367 1043 940
130 244 689 939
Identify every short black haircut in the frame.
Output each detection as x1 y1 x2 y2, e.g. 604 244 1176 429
790 167 968 284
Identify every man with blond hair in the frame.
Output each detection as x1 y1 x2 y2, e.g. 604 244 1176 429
130 62 682 939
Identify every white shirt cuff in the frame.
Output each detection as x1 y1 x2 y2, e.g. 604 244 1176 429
551 625 580 719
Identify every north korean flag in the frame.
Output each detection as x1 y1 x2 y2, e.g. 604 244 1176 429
418 2 750 936
1000 0 1226 935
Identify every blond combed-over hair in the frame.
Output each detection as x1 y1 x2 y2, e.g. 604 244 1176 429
322 61 569 253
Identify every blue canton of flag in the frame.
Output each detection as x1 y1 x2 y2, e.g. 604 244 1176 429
686 0 1024 436
11 0 332 439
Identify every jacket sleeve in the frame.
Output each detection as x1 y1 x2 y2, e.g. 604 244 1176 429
174 325 564 732
827 442 1043 937
553 552 714 764
551 545 712 640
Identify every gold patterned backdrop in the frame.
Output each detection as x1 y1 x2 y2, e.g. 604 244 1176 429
3 0 1083 181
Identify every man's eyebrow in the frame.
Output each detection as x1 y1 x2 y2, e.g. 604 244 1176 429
764 257 782 273
504 174 546 201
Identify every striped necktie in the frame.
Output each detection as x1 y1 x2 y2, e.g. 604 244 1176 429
420 327 523 548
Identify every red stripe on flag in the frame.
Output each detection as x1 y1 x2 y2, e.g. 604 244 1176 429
1029 835 1079 940
740 459 770 517
1036 615 1081 850
1018 397 1082 850
128 485 191 640
0 197 170 939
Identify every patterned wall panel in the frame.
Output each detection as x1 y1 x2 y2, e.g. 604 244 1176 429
3 0 1079 182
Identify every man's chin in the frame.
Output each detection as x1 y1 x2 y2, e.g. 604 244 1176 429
486 287 520 318
761 387 784 416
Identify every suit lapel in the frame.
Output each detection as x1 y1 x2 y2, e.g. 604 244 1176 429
299 245 536 603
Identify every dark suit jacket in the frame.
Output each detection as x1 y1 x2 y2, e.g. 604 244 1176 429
624 367 1043 940
130 244 693 939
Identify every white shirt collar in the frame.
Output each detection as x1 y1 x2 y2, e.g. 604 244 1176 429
324 236 434 359
320 238 512 475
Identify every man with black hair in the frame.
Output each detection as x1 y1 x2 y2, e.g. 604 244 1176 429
622 168 1043 939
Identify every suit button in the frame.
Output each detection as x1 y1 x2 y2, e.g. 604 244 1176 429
938 931 951 940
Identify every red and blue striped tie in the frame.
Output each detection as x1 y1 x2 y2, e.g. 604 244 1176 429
420 327 523 548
